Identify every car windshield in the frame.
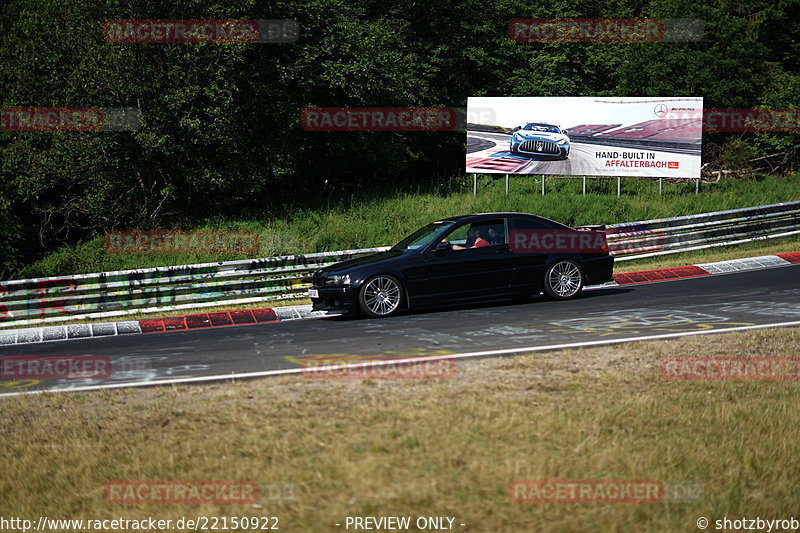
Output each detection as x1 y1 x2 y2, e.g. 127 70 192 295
392 221 455 251
523 124 561 133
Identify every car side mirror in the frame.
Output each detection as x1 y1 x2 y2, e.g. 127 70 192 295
434 241 452 253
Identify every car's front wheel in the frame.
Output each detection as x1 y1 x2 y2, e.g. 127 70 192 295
543 260 584 300
359 275 404 318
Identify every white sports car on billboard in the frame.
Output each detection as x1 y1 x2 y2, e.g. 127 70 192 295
510 122 570 159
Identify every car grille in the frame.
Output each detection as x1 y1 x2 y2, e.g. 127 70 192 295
519 139 560 154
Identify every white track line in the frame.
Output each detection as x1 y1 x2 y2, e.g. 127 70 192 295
3 320 800 397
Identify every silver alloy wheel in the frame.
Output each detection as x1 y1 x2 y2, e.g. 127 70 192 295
362 276 401 317
546 260 582 298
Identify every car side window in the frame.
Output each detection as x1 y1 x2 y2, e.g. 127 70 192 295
444 219 506 250
510 217 553 231
482 220 507 245
509 217 567 252
445 224 470 247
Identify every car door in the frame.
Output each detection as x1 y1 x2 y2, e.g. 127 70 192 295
409 218 514 306
508 216 551 292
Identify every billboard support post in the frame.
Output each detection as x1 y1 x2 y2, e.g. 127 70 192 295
505 174 509 195
659 178 663 195
617 176 621 197
696 178 700 194
582 176 586 195
473 174 477 196
541 175 545 195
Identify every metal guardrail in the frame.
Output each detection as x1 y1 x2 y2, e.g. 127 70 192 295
607 201 800 260
1 201 798 328
0 248 390 328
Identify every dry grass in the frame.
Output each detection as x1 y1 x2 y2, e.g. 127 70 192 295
2 327 800 531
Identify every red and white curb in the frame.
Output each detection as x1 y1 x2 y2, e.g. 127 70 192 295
609 252 800 286
1 252 798 347
0 305 333 347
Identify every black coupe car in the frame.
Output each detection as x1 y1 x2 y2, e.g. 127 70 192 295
309 213 614 318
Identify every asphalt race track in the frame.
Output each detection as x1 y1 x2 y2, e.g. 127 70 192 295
466 135 496 153
1 266 798 396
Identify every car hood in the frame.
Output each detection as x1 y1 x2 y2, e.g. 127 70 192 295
516 131 568 142
317 249 406 275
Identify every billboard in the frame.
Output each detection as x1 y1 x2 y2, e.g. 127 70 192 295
466 97 703 177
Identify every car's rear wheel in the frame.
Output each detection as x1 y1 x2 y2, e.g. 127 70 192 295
543 260 584 300
359 275 403 318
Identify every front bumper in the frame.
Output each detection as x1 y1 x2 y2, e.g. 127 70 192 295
511 138 569 157
309 285 360 314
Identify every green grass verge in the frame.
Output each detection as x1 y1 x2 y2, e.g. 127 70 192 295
13 173 800 279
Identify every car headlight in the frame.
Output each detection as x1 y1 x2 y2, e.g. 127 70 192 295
323 274 351 287
557 139 568 145
513 133 522 140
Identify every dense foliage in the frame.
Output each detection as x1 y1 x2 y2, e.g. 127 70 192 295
1 0 798 277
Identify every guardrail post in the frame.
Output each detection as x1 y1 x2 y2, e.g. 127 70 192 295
582 176 586 195
617 176 621 197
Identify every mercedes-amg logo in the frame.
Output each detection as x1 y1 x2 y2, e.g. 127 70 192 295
654 104 668 117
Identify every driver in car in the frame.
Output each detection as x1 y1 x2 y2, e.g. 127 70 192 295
452 226 490 250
